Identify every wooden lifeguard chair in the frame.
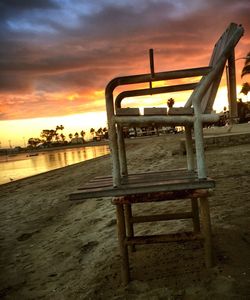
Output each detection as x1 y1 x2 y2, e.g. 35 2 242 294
70 23 244 285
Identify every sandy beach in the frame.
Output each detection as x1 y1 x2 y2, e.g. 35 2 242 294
0 124 250 299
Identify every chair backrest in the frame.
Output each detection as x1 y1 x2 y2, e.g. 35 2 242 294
185 23 244 113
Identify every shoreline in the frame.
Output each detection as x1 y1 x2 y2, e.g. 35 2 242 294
0 153 111 188
0 140 110 155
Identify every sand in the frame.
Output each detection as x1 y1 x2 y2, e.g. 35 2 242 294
0 124 250 299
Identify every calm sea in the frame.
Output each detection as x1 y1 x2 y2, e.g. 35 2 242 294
0 145 110 185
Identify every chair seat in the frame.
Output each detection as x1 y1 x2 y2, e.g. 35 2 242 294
69 169 215 200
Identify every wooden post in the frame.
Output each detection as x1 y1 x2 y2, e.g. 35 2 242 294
199 197 213 268
193 106 207 179
149 49 155 77
124 204 135 252
105 85 121 187
227 50 238 124
116 204 130 285
117 124 128 176
149 48 155 90
185 125 195 171
191 198 200 233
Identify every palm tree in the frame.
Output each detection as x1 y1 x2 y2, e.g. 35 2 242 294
56 125 64 132
41 129 56 143
96 127 103 138
167 98 175 108
241 52 250 98
55 133 60 142
167 98 175 132
90 128 95 139
103 127 108 139
80 130 86 141
240 82 250 96
69 133 73 141
28 138 41 148
241 52 250 78
60 133 66 142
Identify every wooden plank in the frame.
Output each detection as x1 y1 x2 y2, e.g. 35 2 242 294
121 172 197 185
85 169 197 186
125 232 203 245
93 168 195 180
168 107 194 115
184 23 243 113
131 212 193 223
112 189 212 204
83 181 113 189
144 107 167 115
82 171 196 190
79 170 199 190
112 114 219 127
116 108 140 116
83 173 196 190
89 177 113 183
82 174 198 190
69 178 215 200
200 21 230 113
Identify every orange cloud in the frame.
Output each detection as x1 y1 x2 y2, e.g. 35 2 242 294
67 93 80 101
0 0 249 121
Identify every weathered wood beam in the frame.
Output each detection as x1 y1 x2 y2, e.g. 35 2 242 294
199 197 213 267
125 232 203 245
112 114 219 126
69 179 215 200
116 205 130 285
228 50 238 123
131 212 193 223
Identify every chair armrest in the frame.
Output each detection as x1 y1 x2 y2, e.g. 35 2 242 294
115 83 198 109
106 66 212 95
105 66 211 123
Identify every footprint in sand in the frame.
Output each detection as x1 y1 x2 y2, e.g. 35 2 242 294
16 231 39 241
80 241 99 254
78 241 99 263
105 219 116 227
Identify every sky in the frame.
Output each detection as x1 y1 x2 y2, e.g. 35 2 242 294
0 0 250 147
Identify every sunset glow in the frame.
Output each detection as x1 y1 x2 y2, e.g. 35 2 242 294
0 0 250 148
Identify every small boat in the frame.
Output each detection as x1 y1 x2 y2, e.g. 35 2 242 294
27 153 39 157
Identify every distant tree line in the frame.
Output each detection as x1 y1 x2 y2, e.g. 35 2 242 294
27 125 108 148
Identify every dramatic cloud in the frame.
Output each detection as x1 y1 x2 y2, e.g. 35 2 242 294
0 0 250 120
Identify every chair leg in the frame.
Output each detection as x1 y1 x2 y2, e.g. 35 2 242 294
124 204 136 252
199 197 213 268
191 198 200 233
116 204 130 285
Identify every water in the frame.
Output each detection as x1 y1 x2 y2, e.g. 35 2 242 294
0 145 110 185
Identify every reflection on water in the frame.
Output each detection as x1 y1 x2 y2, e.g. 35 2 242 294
0 145 110 185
